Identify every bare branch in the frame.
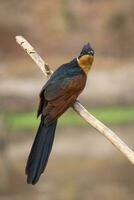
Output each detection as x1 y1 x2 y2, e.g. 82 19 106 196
15 35 134 165
73 101 134 164
15 36 52 77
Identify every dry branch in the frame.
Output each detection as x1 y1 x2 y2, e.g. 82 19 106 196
16 35 134 165
16 36 52 77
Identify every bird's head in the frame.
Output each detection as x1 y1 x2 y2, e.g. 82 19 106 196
77 43 95 74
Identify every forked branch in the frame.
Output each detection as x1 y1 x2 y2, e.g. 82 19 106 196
16 35 134 164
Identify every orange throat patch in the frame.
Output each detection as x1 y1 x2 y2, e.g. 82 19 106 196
77 55 94 74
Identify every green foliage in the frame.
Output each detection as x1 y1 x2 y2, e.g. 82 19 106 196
4 106 134 131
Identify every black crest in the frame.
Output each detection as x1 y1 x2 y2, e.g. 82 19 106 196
80 43 95 56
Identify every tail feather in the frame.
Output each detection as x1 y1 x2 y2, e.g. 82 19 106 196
26 118 57 185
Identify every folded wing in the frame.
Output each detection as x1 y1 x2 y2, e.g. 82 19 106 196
38 72 86 125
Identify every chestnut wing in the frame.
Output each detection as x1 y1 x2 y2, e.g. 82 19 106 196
43 75 86 125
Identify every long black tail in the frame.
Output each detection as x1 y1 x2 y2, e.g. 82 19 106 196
26 118 57 185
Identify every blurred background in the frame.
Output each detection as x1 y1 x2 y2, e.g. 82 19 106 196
0 0 134 199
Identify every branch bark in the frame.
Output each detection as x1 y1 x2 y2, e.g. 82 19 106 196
16 35 134 165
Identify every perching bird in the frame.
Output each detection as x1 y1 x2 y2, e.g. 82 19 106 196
26 43 95 184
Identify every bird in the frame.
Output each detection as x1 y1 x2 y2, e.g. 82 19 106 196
26 43 95 185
